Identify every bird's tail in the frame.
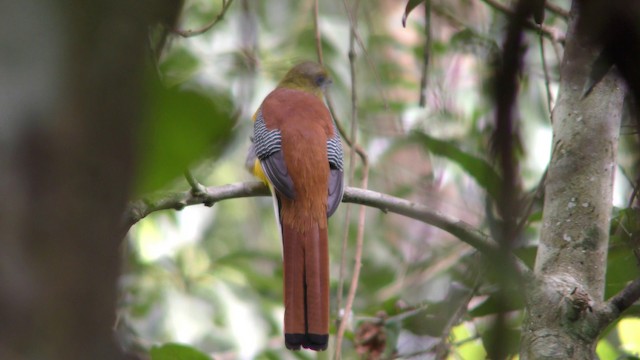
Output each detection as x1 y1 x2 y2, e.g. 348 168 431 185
282 221 329 351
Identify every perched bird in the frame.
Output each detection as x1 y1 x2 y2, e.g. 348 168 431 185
247 61 344 351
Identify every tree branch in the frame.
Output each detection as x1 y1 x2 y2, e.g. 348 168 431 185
122 182 525 264
172 0 234 38
123 181 269 230
344 187 493 253
480 0 564 43
597 278 640 328
609 278 640 313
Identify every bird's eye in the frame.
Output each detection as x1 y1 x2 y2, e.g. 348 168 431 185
315 75 326 86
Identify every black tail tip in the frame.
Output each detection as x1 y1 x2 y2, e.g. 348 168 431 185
304 333 329 351
285 334 305 350
285 333 328 351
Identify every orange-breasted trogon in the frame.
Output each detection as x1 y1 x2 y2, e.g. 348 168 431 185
247 61 344 351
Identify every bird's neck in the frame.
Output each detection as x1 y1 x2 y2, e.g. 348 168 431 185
277 81 324 99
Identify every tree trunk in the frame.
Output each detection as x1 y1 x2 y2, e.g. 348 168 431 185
520 2 624 359
0 1 170 359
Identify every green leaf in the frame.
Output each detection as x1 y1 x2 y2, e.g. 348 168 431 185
618 318 640 356
399 284 473 336
373 321 400 359
469 293 524 317
451 323 487 359
606 208 640 298
480 324 520 358
514 245 537 269
159 47 201 87
401 305 446 336
605 237 639 298
407 131 502 201
358 260 395 298
597 339 621 360
450 28 501 58
136 82 235 194
150 343 211 360
402 0 425 27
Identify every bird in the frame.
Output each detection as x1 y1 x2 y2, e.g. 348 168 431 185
246 61 344 351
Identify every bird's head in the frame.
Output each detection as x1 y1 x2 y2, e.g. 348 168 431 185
278 61 332 97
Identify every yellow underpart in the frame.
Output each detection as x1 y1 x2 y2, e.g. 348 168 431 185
253 158 269 184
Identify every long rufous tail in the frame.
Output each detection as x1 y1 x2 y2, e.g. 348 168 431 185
282 221 329 351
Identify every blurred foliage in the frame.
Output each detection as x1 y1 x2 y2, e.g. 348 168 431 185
120 0 640 359
136 80 235 194
151 343 212 360
403 131 502 200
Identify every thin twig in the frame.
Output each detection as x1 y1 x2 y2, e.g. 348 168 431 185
393 347 439 359
545 1 569 19
326 92 369 165
311 0 369 167
514 169 547 237
597 278 640 330
334 2 366 356
184 170 206 195
539 29 554 116
340 0 389 110
313 0 323 65
311 0 353 330
173 0 234 38
335 0 360 337
335 165 368 359
419 0 431 107
490 0 531 357
336 192 352 318
481 0 563 43
627 176 640 208
431 4 467 30
312 7 372 347
434 277 481 359
452 334 482 347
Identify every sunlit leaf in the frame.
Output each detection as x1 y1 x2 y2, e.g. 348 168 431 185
619 318 640 355
596 339 620 360
451 323 487 359
150 343 211 360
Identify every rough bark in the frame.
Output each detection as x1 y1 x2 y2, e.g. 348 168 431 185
0 1 173 359
520 2 624 359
